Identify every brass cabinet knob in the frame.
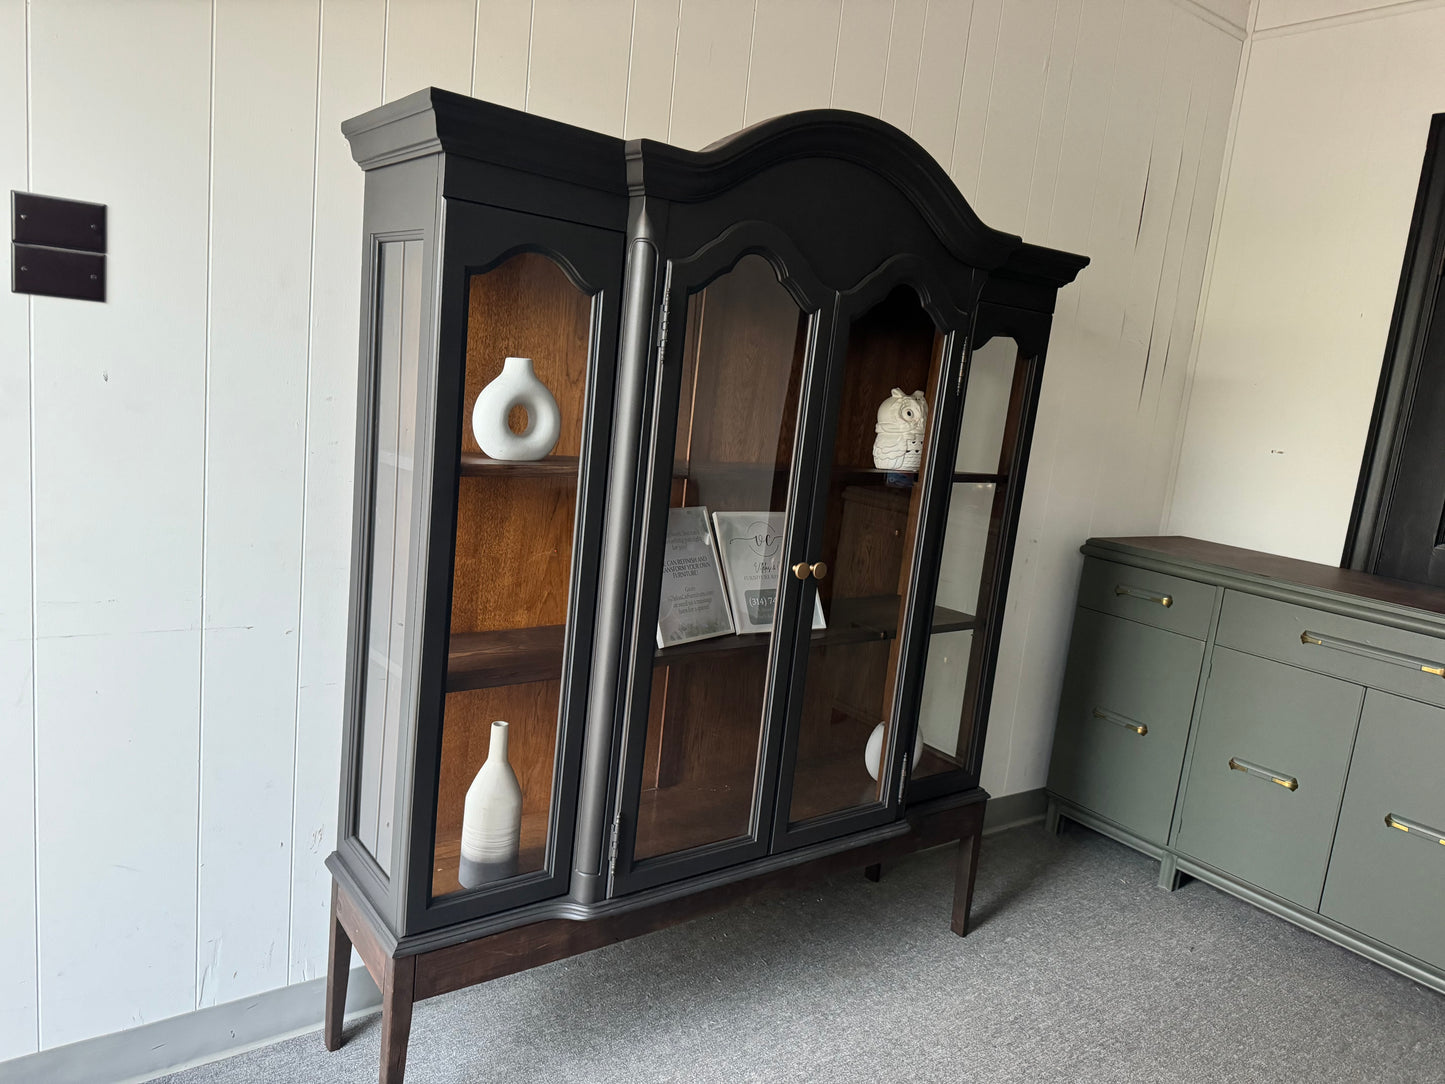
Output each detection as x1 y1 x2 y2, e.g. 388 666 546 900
793 562 812 580
811 561 828 580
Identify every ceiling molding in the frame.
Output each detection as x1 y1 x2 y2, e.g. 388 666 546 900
1254 0 1445 39
1166 0 1250 40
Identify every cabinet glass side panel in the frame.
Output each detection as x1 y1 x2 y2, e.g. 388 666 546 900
634 254 808 861
786 286 950 826
355 237 425 874
914 335 1023 781
432 253 591 900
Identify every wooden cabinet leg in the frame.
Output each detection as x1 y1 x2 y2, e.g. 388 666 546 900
325 881 352 1052
379 955 416 1084
950 827 983 937
863 862 882 882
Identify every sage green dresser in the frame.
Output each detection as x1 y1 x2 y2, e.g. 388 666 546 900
1046 536 1445 995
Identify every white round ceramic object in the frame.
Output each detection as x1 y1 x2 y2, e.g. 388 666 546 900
458 720 524 889
471 356 562 461
863 721 926 782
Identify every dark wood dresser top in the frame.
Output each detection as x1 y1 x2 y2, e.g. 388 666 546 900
1085 535 1445 622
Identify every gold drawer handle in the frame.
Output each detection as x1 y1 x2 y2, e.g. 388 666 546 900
1229 756 1298 792
1386 813 1445 846
1115 584 1172 608
1299 630 1445 678
792 561 828 581
1092 707 1147 736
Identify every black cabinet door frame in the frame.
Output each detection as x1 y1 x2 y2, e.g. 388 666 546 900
401 197 624 935
905 300 1055 804
770 254 977 852
608 219 837 895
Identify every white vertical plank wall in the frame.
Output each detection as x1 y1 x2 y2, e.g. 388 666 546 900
471 0 532 108
383 0 476 100
0 0 1245 1059
744 0 843 127
0 0 37 1063
830 0 893 115
197 0 321 1009
289 0 387 987
26 0 213 1049
527 0 635 137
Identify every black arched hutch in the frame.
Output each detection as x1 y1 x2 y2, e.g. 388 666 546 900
326 88 1087 1084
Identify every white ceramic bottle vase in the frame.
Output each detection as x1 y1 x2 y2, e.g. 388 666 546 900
471 356 562 461
457 720 524 889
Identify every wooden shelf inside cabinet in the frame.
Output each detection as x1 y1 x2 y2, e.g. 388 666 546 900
458 453 581 478
448 626 565 691
431 810 551 899
446 596 976 694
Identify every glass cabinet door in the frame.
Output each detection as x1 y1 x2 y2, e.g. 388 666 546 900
408 200 621 929
773 285 960 844
615 253 818 886
430 251 589 900
911 331 1031 793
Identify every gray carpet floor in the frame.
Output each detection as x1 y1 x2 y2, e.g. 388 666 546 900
157 823 1445 1083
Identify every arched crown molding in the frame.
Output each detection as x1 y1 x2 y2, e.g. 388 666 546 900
628 110 1027 273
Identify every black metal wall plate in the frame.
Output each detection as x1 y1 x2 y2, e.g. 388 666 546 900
12 191 106 252
12 243 105 302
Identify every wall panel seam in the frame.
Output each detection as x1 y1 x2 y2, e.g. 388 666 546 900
1035 0 1084 245
621 0 639 135
1016 0 1069 230
522 0 535 110
381 0 391 111
971 1 1008 198
664 0 683 141
908 0 933 140
25 0 39 1048
469 0 480 97
942 2 979 179
1166 0 1247 38
195 0 219 1013
287 0 327 985
740 0 761 130
878 0 901 120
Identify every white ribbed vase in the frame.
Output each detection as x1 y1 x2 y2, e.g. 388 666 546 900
471 356 561 461
458 721 523 889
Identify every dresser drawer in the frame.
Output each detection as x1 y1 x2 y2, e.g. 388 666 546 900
1321 691 1445 971
1174 647 1362 909
1047 608 1205 845
1076 557 1217 640
1217 591 1445 709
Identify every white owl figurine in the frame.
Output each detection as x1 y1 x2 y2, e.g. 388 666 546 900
872 387 928 471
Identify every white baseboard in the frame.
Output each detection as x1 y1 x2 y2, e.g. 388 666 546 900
0 966 380 1084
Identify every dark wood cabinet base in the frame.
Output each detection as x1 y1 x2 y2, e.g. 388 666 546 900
325 796 985 1084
